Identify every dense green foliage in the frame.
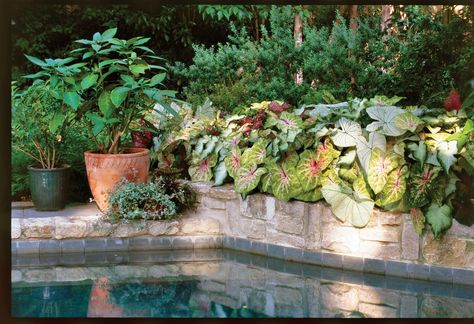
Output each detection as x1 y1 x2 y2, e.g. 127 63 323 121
172 6 474 112
153 94 474 236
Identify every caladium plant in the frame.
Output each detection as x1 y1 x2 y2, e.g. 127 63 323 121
407 164 442 208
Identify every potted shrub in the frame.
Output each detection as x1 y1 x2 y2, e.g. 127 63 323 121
12 68 78 210
21 28 179 212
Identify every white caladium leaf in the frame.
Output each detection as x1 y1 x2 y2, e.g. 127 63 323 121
355 132 387 174
425 203 452 238
321 184 374 228
337 148 357 167
188 154 218 181
331 117 362 147
376 165 408 207
212 161 228 186
407 141 427 168
234 165 267 195
436 140 458 173
394 112 422 133
367 147 401 194
224 146 241 179
366 106 406 136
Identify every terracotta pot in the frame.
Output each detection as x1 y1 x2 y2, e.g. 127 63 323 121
84 147 150 212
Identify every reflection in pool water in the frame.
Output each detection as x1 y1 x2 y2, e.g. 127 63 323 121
11 249 474 318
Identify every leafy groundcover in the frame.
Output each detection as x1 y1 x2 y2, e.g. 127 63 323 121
153 95 474 237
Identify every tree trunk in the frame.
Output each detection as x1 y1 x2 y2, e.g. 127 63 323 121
349 5 358 32
336 5 346 24
381 5 393 37
294 12 303 85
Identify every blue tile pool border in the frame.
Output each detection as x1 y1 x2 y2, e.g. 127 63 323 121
13 235 474 286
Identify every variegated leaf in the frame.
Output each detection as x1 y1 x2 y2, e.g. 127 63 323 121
394 112 422 132
234 165 267 195
188 154 218 181
407 164 442 208
355 132 386 174
366 106 406 136
376 165 408 207
224 146 241 179
368 147 401 194
410 208 426 236
331 117 362 147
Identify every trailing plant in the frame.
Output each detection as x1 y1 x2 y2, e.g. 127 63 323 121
155 93 474 237
105 178 178 223
150 173 197 214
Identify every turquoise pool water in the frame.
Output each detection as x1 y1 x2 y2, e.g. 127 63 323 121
11 249 474 318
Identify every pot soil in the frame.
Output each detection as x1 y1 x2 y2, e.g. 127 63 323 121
28 164 70 211
84 147 150 212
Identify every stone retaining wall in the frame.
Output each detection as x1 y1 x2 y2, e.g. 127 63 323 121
11 181 474 277
185 181 474 271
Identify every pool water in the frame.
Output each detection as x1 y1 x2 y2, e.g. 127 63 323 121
11 249 474 318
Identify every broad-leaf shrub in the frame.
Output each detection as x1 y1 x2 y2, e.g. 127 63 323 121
154 95 474 237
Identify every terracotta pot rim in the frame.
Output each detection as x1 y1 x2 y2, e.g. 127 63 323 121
28 164 71 171
84 147 149 157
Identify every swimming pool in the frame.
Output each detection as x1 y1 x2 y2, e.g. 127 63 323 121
11 249 474 318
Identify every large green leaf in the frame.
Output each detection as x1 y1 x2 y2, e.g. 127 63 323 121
376 165 408 207
224 146 241 179
294 188 323 202
437 140 458 173
234 165 267 195
320 167 343 187
355 132 386 174
366 106 406 136
63 91 81 110
367 147 401 194
352 176 372 200
425 204 452 238
407 165 442 208
81 73 98 90
48 111 63 134
407 141 427 168
212 161 228 186
394 112 422 133
110 87 129 107
188 154 217 181
331 117 362 147
321 184 374 228
98 91 114 118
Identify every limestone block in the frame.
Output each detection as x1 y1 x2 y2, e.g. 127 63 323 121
266 229 305 248
422 232 474 268
321 226 360 254
359 241 401 260
55 267 88 282
305 204 322 250
359 302 398 318
239 218 266 240
320 283 359 311
180 261 221 276
11 270 22 282
447 219 474 239
400 294 418 318
208 184 239 200
11 219 21 239
401 214 420 261
112 222 148 237
85 219 115 237
226 199 241 236
179 217 222 235
266 196 276 221
359 227 400 243
187 181 212 194
274 286 304 315
248 290 275 317
23 218 53 238
54 217 87 239
420 295 474 318
320 203 351 227
199 280 226 293
148 221 179 236
275 200 306 235
359 287 400 308
375 209 403 226
202 196 227 210
23 269 55 283
240 194 267 220
113 265 148 279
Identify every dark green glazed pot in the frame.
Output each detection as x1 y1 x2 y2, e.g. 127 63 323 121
28 164 70 211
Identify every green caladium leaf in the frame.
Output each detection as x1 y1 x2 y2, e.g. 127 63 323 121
368 147 401 194
368 95 405 107
355 132 386 174
269 162 302 201
407 141 427 168
188 154 217 181
352 176 372 200
331 117 362 147
320 167 343 187
276 112 303 133
241 139 268 167
337 148 357 167
339 164 359 183
212 161 228 186
234 165 267 195
260 172 273 194
425 203 452 238
407 164 442 208
437 140 458 173
366 106 406 136
376 165 408 207
294 188 323 202
410 208 426 236
321 184 374 228
394 112 422 132
224 146 241 179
